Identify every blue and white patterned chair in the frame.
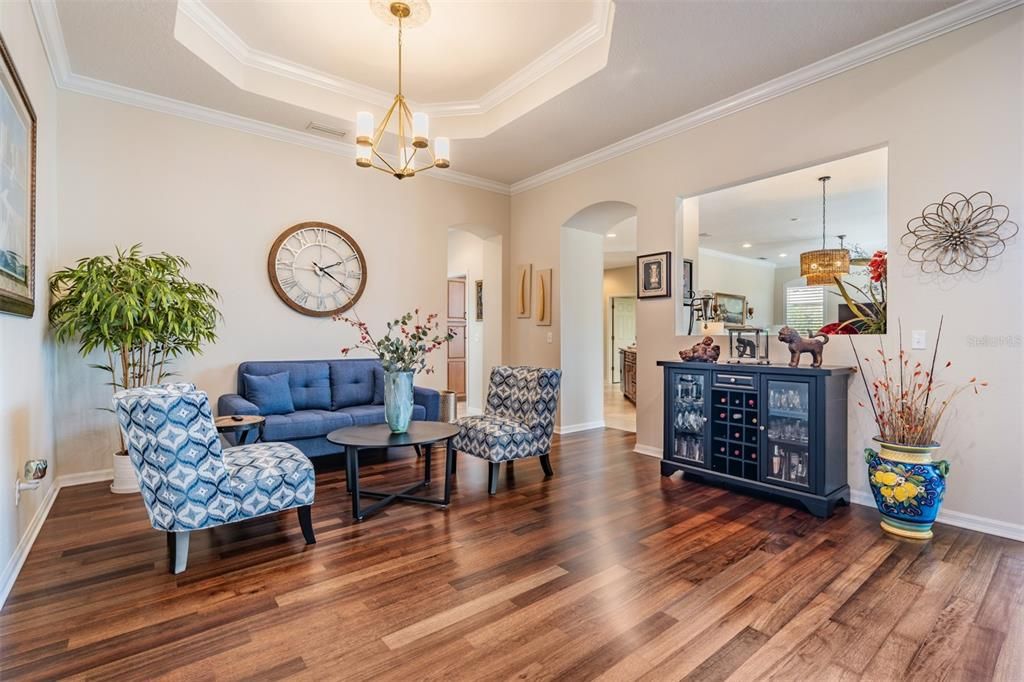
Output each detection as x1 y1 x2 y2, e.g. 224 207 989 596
452 366 562 494
113 383 316 574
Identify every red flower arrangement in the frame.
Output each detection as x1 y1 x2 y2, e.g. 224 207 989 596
336 308 454 375
817 322 859 335
868 249 887 282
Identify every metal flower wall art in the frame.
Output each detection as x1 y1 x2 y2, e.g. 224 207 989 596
903 191 1018 274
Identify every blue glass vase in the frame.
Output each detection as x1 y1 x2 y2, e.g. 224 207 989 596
384 370 414 433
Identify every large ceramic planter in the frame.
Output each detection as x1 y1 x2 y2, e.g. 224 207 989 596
865 437 948 540
384 370 414 433
110 451 139 494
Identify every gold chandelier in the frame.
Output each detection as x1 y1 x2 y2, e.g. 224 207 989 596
800 175 850 285
355 1 449 179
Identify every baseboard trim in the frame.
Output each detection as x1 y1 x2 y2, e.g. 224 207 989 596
634 444 662 458
0 468 117 611
56 469 114 487
555 421 606 435
848 490 1024 542
0 480 59 610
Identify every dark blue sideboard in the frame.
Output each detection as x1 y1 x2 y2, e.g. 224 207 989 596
657 361 854 517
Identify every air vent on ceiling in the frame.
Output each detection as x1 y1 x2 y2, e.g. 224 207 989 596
306 122 348 139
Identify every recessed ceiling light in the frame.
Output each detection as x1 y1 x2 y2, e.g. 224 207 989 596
742 243 752 248
699 232 711 237
779 253 788 257
607 233 617 238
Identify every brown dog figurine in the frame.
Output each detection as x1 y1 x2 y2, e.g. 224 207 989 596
777 326 829 368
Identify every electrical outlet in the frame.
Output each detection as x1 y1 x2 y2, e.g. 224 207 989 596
912 330 927 350
546 332 553 344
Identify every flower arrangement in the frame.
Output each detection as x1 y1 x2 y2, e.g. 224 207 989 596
832 249 887 334
336 309 454 374
850 317 985 446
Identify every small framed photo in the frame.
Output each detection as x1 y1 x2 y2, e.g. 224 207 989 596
637 251 671 299
474 279 483 321
714 292 747 327
681 258 694 303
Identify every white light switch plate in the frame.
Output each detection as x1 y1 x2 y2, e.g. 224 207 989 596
546 332 553 344
912 330 927 350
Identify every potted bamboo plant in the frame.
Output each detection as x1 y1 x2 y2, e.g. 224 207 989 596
49 245 220 493
851 317 984 539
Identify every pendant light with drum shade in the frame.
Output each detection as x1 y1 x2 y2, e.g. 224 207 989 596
800 176 850 285
354 0 450 179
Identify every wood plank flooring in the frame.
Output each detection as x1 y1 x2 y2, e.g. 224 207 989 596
1 429 1021 680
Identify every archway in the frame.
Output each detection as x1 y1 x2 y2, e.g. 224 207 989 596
447 224 503 415
559 201 638 433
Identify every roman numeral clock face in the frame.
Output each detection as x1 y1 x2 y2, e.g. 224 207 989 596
268 222 367 317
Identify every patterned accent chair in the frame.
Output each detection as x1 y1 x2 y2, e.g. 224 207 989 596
113 383 316 574
452 366 562 494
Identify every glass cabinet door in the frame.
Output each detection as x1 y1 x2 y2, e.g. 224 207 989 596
763 377 813 489
670 371 707 465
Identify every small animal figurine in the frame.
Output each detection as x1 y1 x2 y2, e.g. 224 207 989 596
777 326 829 368
679 336 721 363
735 336 758 358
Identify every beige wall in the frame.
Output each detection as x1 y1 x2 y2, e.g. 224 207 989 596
559 227 604 430
510 11 1024 530
696 248 775 329
54 91 509 477
602 264 636 383
0 1 59 599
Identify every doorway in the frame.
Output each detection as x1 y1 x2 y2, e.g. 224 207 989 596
446 277 467 399
609 296 636 384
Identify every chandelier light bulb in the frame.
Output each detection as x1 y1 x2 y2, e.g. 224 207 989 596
355 112 374 146
412 112 429 148
434 136 450 168
355 144 372 167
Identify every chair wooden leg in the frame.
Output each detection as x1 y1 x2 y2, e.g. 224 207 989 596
414 444 423 457
166 531 189 575
488 462 500 495
297 505 316 544
540 454 554 477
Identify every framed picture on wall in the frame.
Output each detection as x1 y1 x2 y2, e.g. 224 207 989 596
637 251 671 299
682 258 694 303
0 33 37 318
714 292 747 327
474 279 483 321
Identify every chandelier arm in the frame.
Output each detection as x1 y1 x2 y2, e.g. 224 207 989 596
372 98 400 149
372 147 398 175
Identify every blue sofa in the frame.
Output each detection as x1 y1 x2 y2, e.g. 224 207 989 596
218 359 440 457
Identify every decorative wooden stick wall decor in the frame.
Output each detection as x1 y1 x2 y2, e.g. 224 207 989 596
903 191 1018 274
536 268 552 326
516 264 532 318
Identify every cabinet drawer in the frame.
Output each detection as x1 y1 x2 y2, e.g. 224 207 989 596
713 371 755 389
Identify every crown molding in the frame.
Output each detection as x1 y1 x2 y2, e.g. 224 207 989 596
28 0 510 196
699 247 778 268
509 0 1023 195
176 0 613 119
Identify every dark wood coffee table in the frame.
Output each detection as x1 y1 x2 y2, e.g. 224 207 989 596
326 422 460 521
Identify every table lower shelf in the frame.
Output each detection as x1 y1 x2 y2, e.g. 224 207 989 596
659 458 849 518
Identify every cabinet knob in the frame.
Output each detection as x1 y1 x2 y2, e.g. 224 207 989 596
729 377 736 383
701 416 708 423
759 425 766 431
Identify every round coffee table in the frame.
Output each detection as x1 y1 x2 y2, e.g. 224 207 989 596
214 415 265 445
327 422 460 521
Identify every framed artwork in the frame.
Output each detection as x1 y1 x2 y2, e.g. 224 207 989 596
474 279 483 321
0 33 37 317
535 268 552 326
516 264 532 318
681 258 694 303
714 292 747 327
637 251 671 299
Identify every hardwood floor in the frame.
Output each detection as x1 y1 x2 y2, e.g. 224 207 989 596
2 429 1021 680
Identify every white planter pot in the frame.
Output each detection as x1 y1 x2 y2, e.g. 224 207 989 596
110 452 139 494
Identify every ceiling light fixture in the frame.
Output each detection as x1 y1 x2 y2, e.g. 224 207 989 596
742 243 752 248
800 175 850 285
355 0 449 179
607 233 617 238
778 253 787 257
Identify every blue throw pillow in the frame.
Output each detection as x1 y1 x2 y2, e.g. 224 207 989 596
243 372 295 416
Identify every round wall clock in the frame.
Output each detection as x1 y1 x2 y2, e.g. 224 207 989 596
268 222 367 317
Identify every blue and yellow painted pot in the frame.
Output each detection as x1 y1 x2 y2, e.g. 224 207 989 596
865 438 948 540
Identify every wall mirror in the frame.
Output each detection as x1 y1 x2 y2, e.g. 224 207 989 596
676 147 887 336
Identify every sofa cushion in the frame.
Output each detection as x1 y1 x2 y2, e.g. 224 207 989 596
238 361 331 411
262 409 354 441
243 372 295 416
372 366 385 405
337 404 426 426
329 359 378 409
